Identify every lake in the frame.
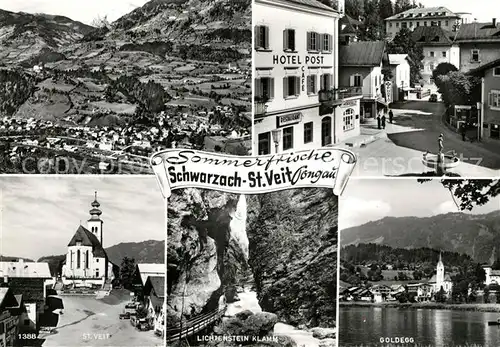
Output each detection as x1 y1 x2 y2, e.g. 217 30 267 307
340 306 500 347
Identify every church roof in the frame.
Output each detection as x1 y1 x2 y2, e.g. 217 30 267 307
67 225 106 258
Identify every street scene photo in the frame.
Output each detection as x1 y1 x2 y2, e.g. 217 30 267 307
0 176 165 346
339 178 500 346
253 0 500 177
166 188 337 347
0 0 251 174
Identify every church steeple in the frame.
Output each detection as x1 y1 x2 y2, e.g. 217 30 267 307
87 191 104 246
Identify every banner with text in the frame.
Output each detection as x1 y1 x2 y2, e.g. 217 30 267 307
150 148 357 199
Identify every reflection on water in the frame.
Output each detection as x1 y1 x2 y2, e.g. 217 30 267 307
340 307 500 347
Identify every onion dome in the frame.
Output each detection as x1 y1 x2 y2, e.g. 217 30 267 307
89 191 102 217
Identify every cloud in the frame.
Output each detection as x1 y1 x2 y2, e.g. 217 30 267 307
339 197 392 230
434 200 459 215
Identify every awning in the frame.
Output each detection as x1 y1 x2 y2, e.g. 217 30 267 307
47 295 64 312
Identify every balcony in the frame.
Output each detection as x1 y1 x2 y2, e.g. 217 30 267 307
254 97 269 116
318 87 363 105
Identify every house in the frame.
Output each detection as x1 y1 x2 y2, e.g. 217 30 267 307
339 40 389 120
387 54 412 102
384 7 461 41
0 287 23 346
133 264 166 295
454 19 500 73
468 58 500 141
143 276 165 335
254 0 358 153
0 260 51 332
339 14 363 45
61 193 115 288
482 264 500 285
411 26 460 85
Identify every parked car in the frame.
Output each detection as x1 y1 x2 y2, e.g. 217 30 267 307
429 94 438 102
119 312 131 320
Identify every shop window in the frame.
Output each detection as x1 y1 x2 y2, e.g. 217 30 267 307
258 132 271 155
343 108 355 131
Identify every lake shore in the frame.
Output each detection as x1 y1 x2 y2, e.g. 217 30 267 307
340 301 500 312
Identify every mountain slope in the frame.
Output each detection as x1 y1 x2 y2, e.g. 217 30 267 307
105 240 164 265
341 211 500 263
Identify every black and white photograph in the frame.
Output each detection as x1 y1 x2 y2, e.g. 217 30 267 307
339 178 500 346
253 0 500 177
0 0 251 175
166 188 337 347
0 176 165 347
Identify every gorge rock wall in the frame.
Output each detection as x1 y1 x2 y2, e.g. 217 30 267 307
167 189 248 325
247 189 338 328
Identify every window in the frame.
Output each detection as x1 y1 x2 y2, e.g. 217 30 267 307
85 250 89 269
442 51 447 58
491 125 500 139
350 74 362 87
494 67 500 76
402 22 407 29
321 117 332 146
322 34 332 52
430 51 435 57
283 76 300 98
304 122 313 144
471 49 480 62
282 127 293 150
424 21 427 26
255 25 269 50
430 63 435 71
396 22 399 28
96 258 99 262
255 77 274 100
389 22 393 28
343 108 355 131
445 20 449 26
409 22 413 27
488 90 500 109
320 74 333 90
416 22 420 27
307 32 320 51
0 322 4 334
258 132 271 155
96 270 99 277
77 250 80 269
283 29 295 51
438 21 442 26
307 75 317 94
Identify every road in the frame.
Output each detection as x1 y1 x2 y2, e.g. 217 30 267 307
38 294 162 347
343 101 500 177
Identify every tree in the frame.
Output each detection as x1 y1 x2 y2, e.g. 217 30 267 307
435 287 447 303
120 257 136 290
437 71 481 107
432 62 458 88
413 270 423 280
386 27 424 86
90 15 111 29
394 0 416 14
379 0 394 37
360 0 382 41
345 0 365 20
438 179 500 211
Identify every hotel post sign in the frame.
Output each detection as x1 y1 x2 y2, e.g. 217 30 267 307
271 54 327 94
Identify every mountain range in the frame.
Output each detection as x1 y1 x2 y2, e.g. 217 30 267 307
340 211 500 264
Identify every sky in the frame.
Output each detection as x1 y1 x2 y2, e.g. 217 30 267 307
418 0 494 23
0 176 165 260
339 179 500 230
0 0 150 25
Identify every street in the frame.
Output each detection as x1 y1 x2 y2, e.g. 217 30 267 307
38 292 162 347
341 101 500 177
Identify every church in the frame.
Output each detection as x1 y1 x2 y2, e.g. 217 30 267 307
61 192 114 288
428 253 453 296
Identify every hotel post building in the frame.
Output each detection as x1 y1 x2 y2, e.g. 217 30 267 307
253 0 362 155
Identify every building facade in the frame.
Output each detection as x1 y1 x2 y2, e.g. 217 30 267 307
254 0 362 154
385 7 460 40
468 58 500 141
388 54 411 101
411 26 460 85
338 41 387 119
455 20 500 73
61 193 114 287
483 265 500 286
0 287 21 347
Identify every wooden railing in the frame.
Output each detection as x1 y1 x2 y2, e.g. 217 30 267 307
166 306 226 343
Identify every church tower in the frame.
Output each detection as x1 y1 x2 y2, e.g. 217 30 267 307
436 252 444 288
87 192 103 246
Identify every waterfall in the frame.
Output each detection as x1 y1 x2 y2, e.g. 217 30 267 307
230 194 249 261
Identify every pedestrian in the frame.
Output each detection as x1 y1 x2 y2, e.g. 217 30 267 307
460 123 466 141
381 114 386 129
389 109 394 124
377 114 381 129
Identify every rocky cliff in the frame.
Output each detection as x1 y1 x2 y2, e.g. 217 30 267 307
167 189 248 325
247 189 338 328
